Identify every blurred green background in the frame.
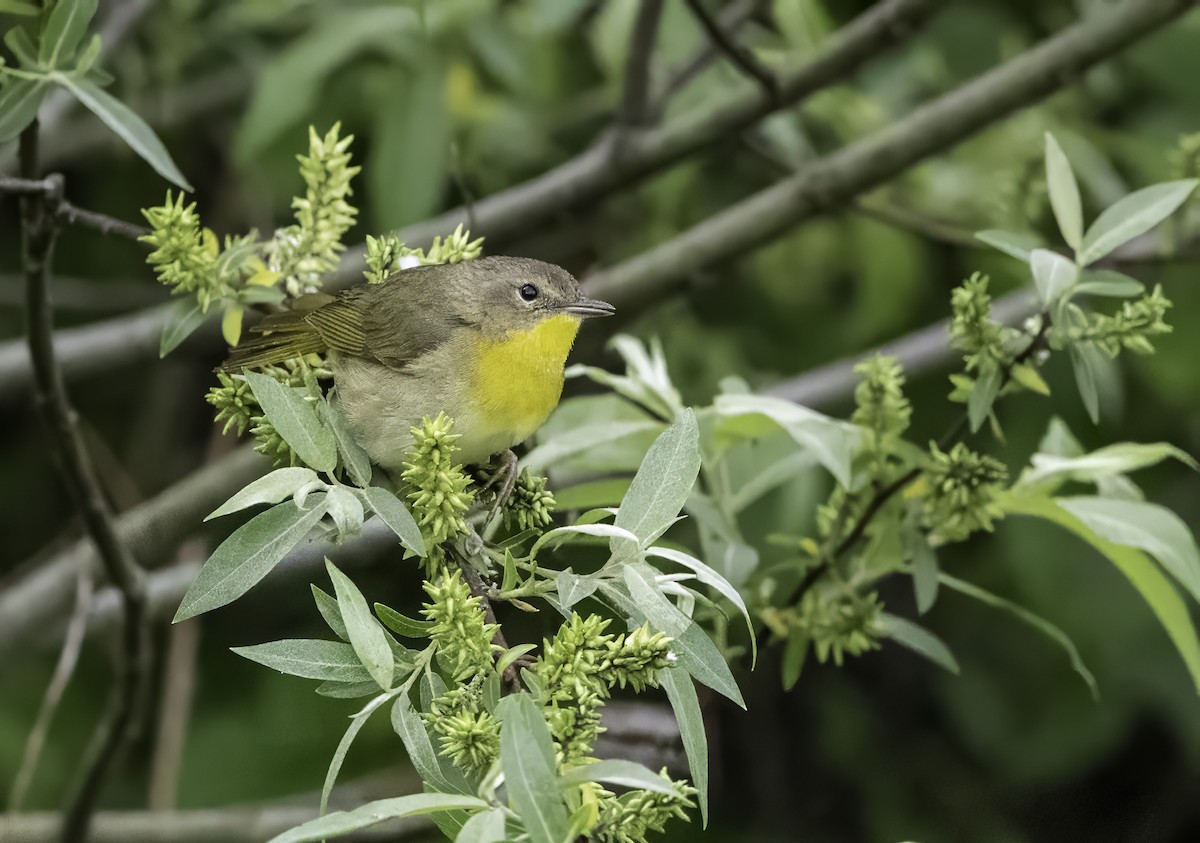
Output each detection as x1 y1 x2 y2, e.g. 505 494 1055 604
3 1 1200 841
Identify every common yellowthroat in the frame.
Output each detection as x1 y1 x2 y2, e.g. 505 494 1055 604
226 256 614 474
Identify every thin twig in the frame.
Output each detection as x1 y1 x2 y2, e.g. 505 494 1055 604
17 121 151 843
684 0 778 101
0 174 150 240
614 0 667 133
652 0 759 115
451 551 520 692
7 560 94 812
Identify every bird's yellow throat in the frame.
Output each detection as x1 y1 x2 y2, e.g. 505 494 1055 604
472 314 581 439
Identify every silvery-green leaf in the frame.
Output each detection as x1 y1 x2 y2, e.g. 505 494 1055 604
320 690 398 814
316 680 380 699
325 486 365 542
375 604 434 638
1079 179 1199 266
1057 496 1200 603
496 693 570 843
245 372 337 472
1069 343 1104 423
358 486 425 557
266 793 489 843
531 523 640 558
206 467 318 521
175 498 328 620
910 535 939 615
320 402 373 486
391 692 462 795
877 613 959 675
782 627 808 690
560 759 679 794
1029 248 1077 308
522 420 664 471
1044 132 1083 251
974 229 1044 262
660 667 708 826
939 572 1097 700
455 809 507 843
1074 269 1144 299
1020 442 1195 491
326 559 393 691
714 394 858 487
311 585 348 641
999 491 1200 693
56 75 192 190
159 300 209 357
231 638 372 683
557 569 599 610
38 0 97 68
613 408 700 557
645 545 755 663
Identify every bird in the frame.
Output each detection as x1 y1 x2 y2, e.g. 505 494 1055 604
224 256 614 486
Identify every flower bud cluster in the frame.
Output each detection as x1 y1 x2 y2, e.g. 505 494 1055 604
401 414 475 557
922 442 1008 543
421 570 500 681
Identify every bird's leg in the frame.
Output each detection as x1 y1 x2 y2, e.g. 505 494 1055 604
478 448 520 524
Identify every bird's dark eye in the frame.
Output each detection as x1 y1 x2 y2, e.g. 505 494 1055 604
519 283 539 302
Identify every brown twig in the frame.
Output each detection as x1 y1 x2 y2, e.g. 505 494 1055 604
0 174 150 240
651 0 759 116
684 0 778 102
612 0 667 148
17 121 151 843
451 551 521 692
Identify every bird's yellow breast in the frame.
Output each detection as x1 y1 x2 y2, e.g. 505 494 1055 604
470 314 581 446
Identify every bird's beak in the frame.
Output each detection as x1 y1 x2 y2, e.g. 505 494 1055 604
565 297 616 318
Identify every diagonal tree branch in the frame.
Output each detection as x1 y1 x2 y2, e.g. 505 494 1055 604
17 122 151 843
0 0 948 404
583 0 1200 310
684 0 778 101
614 0 667 132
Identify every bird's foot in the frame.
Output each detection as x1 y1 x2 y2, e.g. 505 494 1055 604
474 448 520 528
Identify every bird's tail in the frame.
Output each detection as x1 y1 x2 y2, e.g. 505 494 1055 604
223 308 327 370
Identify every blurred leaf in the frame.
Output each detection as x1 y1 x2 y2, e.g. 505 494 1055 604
266 793 488 843
4 23 39 66
1078 179 1198 266
159 300 210 357
245 373 337 472
174 498 328 621
0 78 46 142
358 486 426 556
1044 132 1083 250
613 408 700 555
1057 496 1200 604
660 667 708 826
0 2 40 15
57 76 192 189
496 692 570 843
1074 269 1144 298
230 638 372 683
454 809 507 843
1030 248 1077 308
560 759 678 794
782 626 808 691
878 613 960 675
1000 492 1200 693
1069 342 1104 423
326 559 393 691
968 360 1002 433
910 536 939 615
939 572 1098 700
1010 363 1050 396
206 467 318 520
221 305 244 346
523 420 663 471
553 477 633 511
1019 442 1195 491
38 0 97 69
975 229 1044 262
369 61 450 229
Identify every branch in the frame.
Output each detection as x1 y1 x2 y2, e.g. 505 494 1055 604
0 174 150 240
652 0 759 115
584 0 1200 309
17 123 151 843
614 0 666 131
683 0 778 101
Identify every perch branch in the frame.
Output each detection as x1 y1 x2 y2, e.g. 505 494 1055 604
684 0 778 101
615 0 666 131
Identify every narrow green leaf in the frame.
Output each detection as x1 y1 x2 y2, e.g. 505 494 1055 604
496 643 538 677
560 759 679 794
38 0 97 68
315 680 379 699
326 559 394 691
174 498 328 620
231 639 372 683
1057 497 1200 604
1074 269 1145 299
5 24 39 66
266 793 489 843
1044 132 1083 251
968 361 1002 433
0 2 40 16
496 693 570 843
974 229 1044 262
557 569 599 610
939 572 1098 700
1079 179 1199 266
1010 364 1050 397
613 408 700 553
245 372 337 472
1069 343 1104 423
206 467 318 521
311 585 348 641
877 613 959 674
375 603 434 638
1029 248 1077 308
390 692 460 794
56 75 192 190
645 545 756 664
159 300 210 357
1000 492 1200 694
781 627 808 691
455 809 507 843
910 538 939 615
0 77 47 143
1020 442 1195 492
359 486 426 557
321 402 373 486
660 667 708 826
321 691 398 815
